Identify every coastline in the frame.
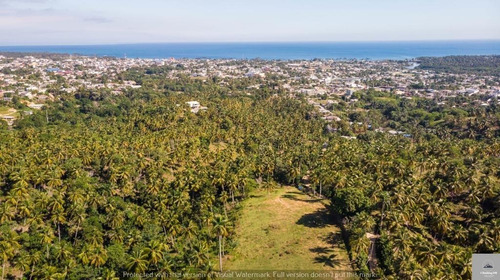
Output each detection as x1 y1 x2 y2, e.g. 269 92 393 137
1 40 499 61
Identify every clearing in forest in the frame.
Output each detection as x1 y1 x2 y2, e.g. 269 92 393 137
225 186 352 272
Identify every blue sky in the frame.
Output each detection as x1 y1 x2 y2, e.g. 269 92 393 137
0 0 499 45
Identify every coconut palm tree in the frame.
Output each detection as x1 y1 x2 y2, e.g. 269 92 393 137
126 250 148 273
0 233 20 280
212 214 229 272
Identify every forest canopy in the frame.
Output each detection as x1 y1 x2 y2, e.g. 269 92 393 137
0 65 499 280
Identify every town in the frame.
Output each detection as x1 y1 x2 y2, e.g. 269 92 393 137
1 54 499 127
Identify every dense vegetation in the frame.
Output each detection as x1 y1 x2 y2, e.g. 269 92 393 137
417 55 500 76
0 80 324 279
314 135 499 279
0 67 499 279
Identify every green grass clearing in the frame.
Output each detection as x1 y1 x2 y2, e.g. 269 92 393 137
0 106 13 114
225 186 352 272
0 106 19 119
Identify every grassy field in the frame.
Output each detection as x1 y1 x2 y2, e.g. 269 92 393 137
224 186 352 272
0 106 18 117
0 106 12 114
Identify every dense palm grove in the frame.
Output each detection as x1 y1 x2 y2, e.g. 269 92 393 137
315 136 499 279
417 55 500 75
0 66 499 279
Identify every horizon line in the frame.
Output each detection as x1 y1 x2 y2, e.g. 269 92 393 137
1 38 500 47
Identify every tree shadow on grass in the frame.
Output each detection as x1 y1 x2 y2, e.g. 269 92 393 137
282 193 323 203
323 232 344 247
287 191 309 195
310 246 333 254
314 254 342 268
296 209 334 228
310 234 347 268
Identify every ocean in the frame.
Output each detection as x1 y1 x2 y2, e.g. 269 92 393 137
0 40 499 60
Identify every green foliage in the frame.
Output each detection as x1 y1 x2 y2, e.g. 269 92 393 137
331 188 371 216
0 64 498 279
418 55 500 76
377 233 395 275
0 77 327 277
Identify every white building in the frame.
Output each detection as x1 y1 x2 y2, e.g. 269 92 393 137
186 101 207 113
186 101 200 108
28 103 45 110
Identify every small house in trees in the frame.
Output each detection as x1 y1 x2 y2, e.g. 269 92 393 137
186 101 200 108
186 101 207 113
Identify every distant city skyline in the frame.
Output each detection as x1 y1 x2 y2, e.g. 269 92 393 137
0 0 499 46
